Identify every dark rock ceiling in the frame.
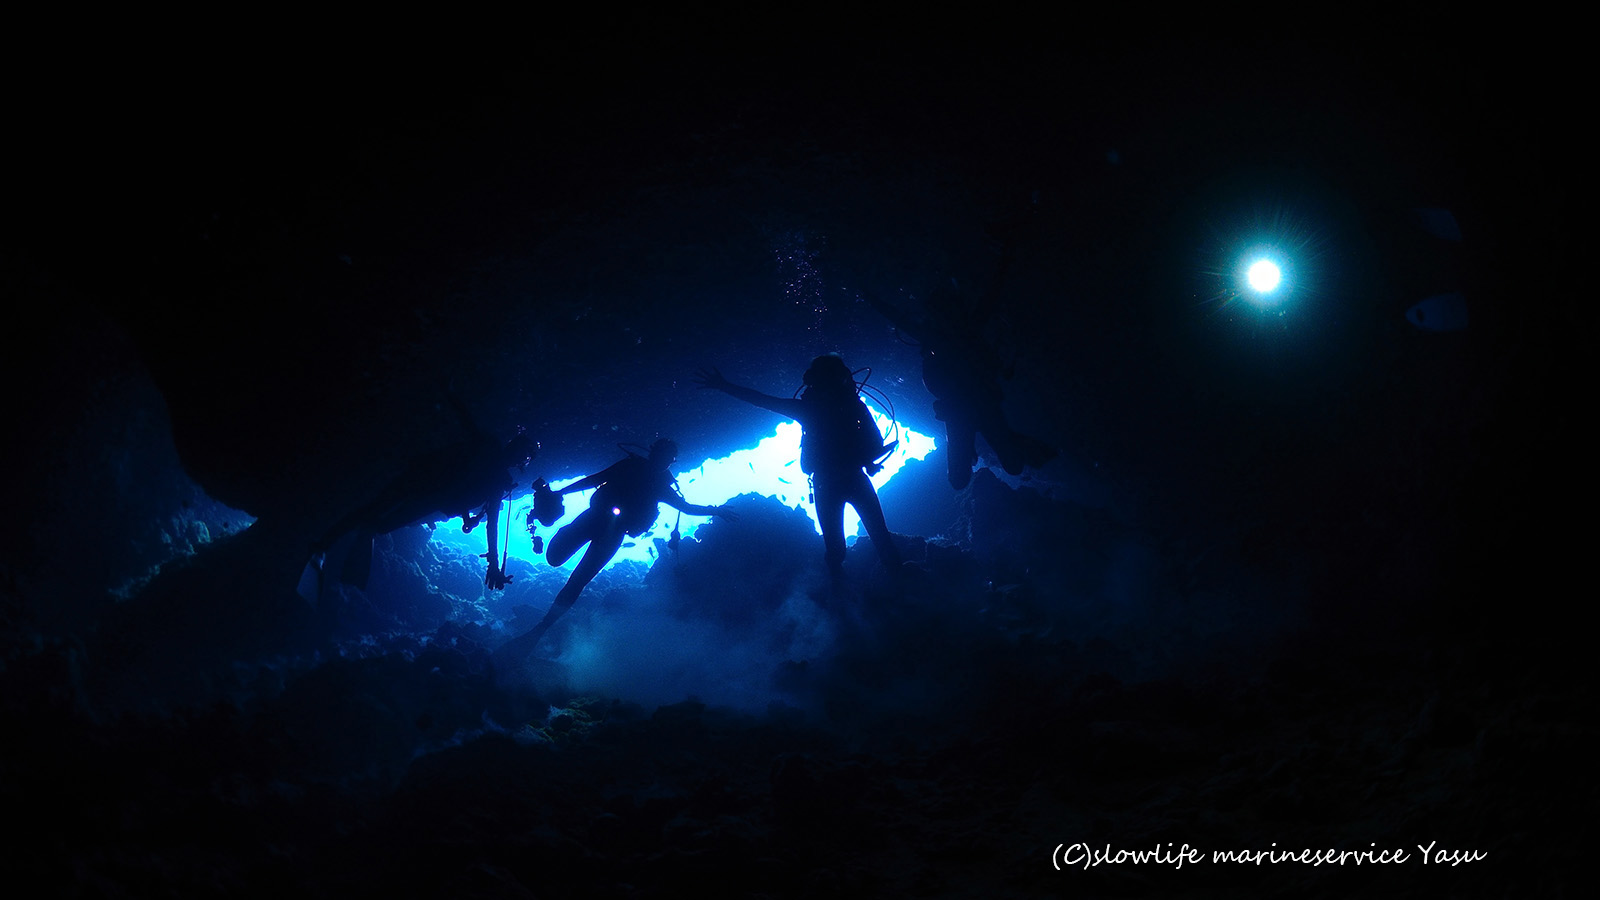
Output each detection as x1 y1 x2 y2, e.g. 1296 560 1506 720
3 21 1571 635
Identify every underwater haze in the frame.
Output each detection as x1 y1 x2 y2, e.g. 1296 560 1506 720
2 18 1574 899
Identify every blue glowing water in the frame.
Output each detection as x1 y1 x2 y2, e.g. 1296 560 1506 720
431 410 935 572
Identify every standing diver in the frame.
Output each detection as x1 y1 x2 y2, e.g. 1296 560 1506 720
492 438 735 666
694 354 902 575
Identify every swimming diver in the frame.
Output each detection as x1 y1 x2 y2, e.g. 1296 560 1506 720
492 438 735 665
694 354 902 575
865 287 1055 489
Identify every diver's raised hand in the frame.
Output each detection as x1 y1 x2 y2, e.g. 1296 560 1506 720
484 562 513 590
692 366 730 391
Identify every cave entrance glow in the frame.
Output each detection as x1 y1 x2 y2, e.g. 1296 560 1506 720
430 410 935 572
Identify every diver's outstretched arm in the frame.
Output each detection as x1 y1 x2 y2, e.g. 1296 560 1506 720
692 367 805 419
663 494 738 520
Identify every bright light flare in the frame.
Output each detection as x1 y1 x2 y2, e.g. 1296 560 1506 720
1246 259 1281 293
1235 246 1293 307
1188 183 1333 324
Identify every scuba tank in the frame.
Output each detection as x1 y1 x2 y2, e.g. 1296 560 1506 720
531 477 564 527
525 477 565 556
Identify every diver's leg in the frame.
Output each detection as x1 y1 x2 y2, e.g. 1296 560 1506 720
555 521 623 608
532 523 623 639
498 520 623 664
814 474 849 574
546 509 599 567
849 472 901 569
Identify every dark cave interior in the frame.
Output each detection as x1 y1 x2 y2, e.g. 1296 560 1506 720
1 17 1583 898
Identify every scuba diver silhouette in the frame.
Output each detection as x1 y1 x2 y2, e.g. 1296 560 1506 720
695 354 902 575
310 414 534 599
493 438 734 665
866 287 1055 489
